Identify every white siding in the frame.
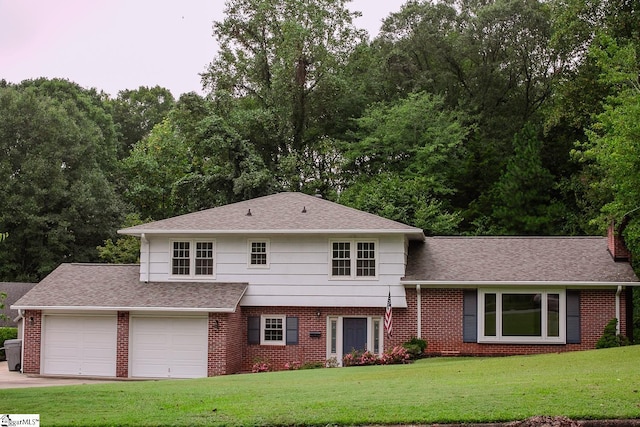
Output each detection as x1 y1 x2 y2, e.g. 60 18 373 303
139 234 410 307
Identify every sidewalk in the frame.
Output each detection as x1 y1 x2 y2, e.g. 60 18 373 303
0 361 116 389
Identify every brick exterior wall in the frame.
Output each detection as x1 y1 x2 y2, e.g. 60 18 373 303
241 306 392 372
396 288 626 357
116 311 129 377
21 309 41 374
19 287 628 378
225 310 244 374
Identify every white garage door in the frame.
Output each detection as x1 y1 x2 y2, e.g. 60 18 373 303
43 315 117 377
130 316 208 379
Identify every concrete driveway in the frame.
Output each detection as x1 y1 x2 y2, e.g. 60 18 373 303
0 361 117 389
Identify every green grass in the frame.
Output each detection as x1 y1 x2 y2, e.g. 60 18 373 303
2 346 640 426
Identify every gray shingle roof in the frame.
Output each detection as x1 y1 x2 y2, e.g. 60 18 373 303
119 192 424 238
12 264 247 312
1 282 37 326
403 237 639 283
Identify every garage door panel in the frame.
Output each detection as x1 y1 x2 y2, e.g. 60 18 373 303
130 316 208 379
43 315 116 377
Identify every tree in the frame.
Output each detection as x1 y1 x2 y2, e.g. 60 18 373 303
202 0 366 193
0 84 124 281
580 35 640 233
121 119 191 220
110 86 175 158
340 92 466 233
97 213 145 264
485 124 565 234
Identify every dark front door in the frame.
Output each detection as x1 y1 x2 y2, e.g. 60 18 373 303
343 318 367 353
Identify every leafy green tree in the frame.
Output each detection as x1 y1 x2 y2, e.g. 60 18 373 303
122 119 191 220
97 213 145 264
579 35 640 229
0 85 124 281
340 92 466 233
484 124 565 234
0 292 7 321
110 86 175 158
202 0 366 193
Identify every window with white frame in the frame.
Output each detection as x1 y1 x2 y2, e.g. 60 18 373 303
261 315 285 345
171 240 215 277
330 240 377 278
248 240 269 267
478 289 565 343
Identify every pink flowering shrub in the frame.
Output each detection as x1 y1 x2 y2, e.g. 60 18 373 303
342 346 411 367
380 345 411 364
284 361 301 370
251 359 272 373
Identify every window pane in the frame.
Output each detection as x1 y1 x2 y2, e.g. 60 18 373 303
356 242 376 276
195 242 214 275
264 318 283 342
250 242 267 265
172 242 190 275
502 294 541 337
547 294 560 337
330 320 337 353
373 319 380 354
332 242 351 276
484 293 496 336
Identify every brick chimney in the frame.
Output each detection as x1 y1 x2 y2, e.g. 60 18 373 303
607 220 631 261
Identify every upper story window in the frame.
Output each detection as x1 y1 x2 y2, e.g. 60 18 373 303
330 240 377 279
248 240 270 268
478 289 565 344
171 240 215 278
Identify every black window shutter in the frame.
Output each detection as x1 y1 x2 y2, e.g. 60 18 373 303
248 316 260 345
566 290 581 344
463 289 478 343
286 316 299 345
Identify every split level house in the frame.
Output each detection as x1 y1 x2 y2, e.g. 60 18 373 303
13 192 640 378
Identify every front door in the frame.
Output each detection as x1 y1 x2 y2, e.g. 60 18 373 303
343 318 367 353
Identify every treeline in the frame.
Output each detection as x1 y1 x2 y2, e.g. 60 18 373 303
0 0 639 282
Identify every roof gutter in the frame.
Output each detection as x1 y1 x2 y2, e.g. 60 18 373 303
119 228 426 240
10 306 239 313
401 280 640 287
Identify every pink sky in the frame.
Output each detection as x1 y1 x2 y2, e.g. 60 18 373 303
1 0 406 97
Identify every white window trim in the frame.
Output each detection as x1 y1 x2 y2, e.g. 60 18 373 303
169 239 216 279
260 315 286 346
247 239 270 269
328 239 379 280
478 288 566 344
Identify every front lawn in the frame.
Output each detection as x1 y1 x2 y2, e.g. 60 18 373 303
1 346 639 426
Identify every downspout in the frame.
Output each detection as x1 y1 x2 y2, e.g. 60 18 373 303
17 309 24 373
615 285 622 335
141 233 150 283
416 285 422 339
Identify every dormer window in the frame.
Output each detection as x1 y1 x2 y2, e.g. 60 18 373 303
330 239 377 279
171 240 215 277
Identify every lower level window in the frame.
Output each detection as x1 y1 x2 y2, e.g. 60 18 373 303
261 315 285 345
479 289 565 343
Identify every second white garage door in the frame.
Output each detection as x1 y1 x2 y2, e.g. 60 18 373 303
130 316 208 378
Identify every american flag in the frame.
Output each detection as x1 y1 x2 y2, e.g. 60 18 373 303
384 290 393 337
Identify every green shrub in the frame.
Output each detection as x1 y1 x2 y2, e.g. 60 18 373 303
0 327 18 361
402 336 427 359
596 318 630 349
